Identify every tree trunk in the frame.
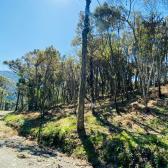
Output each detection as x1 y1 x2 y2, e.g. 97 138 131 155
153 63 156 91
99 69 105 99
21 91 24 111
95 66 98 100
52 81 55 112
42 78 47 118
35 66 39 110
30 83 35 111
15 90 20 111
164 61 167 84
90 52 94 113
158 59 162 99
3 94 6 110
135 69 138 89
0 91 4 110
77 0 91 132
114 76 119 114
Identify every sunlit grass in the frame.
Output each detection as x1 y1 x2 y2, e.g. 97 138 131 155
3 86 168 167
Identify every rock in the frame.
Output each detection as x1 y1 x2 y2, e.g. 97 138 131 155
6 143 14 148
17 153 27 158
46 164 52 167
37 158 42 162
42 154 50 158
36 152 43 156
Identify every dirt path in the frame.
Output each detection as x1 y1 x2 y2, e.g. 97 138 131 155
0 111 92 168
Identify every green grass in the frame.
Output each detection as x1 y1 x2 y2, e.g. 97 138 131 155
3 92 168 168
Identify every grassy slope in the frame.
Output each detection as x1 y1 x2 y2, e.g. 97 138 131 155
3 85 168 168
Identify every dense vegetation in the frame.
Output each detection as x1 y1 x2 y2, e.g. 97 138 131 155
0 74 16 110
3 86 168 167
1 0 168 167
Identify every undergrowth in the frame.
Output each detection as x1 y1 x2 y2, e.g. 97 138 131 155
2 87 168 168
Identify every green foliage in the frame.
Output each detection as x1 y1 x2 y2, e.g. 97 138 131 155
3 109 168 167
0 75 15 110
2 1 168 167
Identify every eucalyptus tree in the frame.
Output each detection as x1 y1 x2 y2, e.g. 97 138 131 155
93 3 125 113
3 59 25 111
62 56 80 104
72 9 104 113
0 75 14 110
77 0 91 131
4 46 61 113
33 46 61 118
135 13 166 105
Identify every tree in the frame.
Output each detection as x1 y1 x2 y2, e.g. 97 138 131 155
0 75 14 110
77 0 91 131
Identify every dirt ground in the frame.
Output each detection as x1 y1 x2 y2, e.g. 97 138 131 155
0 111 92 168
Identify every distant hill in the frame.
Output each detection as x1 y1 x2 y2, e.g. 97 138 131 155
0 71 19 100
0 71 19 83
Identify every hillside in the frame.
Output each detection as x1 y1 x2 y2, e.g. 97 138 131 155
0 71 18 100
0 71 19 83
3 85 168 168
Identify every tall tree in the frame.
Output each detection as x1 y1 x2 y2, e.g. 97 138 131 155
0 75 14 110
77 0 91 131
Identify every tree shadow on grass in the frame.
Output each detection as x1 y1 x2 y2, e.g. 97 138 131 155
0 114 58 158
0 115 4 121
5 110 76 138
92 109 168 167
93 111 122 134
150 106 168 118
78 130 102 167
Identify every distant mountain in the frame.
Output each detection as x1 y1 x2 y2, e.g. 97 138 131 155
0 71 19 101
0 71 19 83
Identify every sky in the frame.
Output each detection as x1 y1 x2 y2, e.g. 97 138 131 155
0 0 105 70
0 0 167 71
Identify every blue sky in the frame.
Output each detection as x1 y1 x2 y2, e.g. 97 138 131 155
0 0 167 71
0 0 105 70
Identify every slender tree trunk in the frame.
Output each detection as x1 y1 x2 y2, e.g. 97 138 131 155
114 76 119 114
3 95 6 111
135 69 138 89
122 73 125 97
99 69 105 99
77 0 91 132
21 90 23 111
0 91 3 110
90 52 94 113
57 88 59 104
51 81 55 112
37 86 39 110
35 66 39 110
153 63 156 91
110 78 113 95
70 63 75 102
15 90 20 111
31 83 35 111
101 80 104 98
146 60 154 106
165 54 168 84
158 58 162 99
164 61 167 84
42 78 47 118
129 71 132 94
95 66 98 100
